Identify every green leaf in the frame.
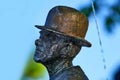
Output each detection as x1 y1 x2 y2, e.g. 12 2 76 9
21 53 46 80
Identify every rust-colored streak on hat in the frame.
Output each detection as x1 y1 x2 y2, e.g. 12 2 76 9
45 6 88 38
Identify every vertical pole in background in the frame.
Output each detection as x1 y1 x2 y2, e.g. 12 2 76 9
91 1 108 80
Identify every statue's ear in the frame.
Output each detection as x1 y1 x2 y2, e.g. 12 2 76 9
65 43 81 58
66 43 76 58
59 43 76 58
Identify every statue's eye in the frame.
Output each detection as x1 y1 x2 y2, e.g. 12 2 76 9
39 30 50 38
40 30 59 41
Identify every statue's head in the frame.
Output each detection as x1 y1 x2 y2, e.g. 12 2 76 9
34 6 91 64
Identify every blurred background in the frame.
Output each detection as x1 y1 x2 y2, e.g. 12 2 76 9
0 0 120 80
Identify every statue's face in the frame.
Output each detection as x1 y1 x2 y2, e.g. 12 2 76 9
34 30 80 63
34 30 64 63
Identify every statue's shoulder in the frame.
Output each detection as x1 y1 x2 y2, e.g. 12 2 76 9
51 66 89 80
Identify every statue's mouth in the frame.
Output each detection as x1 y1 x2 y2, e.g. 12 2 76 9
34 49 46 62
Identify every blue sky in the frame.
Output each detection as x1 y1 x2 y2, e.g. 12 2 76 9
0 0 120 80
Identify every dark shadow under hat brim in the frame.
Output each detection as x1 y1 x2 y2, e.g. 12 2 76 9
35 25 92 47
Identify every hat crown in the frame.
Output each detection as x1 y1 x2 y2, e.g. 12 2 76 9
45 6 89 38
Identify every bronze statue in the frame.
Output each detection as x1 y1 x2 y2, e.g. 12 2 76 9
34 6 92 80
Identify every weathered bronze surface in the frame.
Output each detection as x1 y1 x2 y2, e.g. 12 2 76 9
34 6 91 80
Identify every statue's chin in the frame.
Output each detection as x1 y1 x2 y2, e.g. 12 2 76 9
34 50 57 64
34 52 44 62
34 55 41 62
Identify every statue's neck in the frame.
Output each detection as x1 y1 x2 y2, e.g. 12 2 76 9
44 58 73 77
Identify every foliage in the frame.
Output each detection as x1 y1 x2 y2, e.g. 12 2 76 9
21 53 46 80
79 0 120 33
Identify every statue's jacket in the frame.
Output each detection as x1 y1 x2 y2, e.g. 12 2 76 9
50 66 89 80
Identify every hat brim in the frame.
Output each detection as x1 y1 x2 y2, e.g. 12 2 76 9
35 25 91 47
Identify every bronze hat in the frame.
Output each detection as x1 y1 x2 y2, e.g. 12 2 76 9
35 6 91 47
